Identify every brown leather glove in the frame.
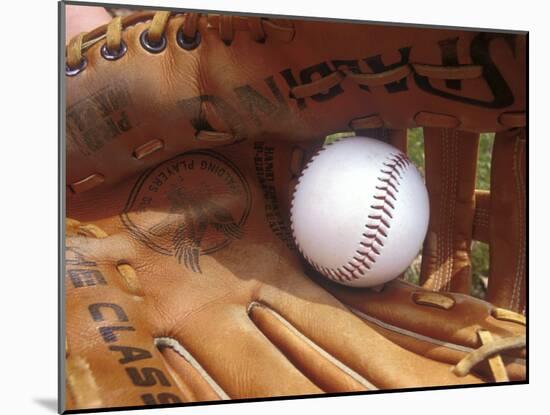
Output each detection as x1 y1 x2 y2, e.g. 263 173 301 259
64 9 527 412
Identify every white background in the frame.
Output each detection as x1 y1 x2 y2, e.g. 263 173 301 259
1 0 543 413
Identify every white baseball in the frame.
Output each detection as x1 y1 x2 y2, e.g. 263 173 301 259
290 136 429 287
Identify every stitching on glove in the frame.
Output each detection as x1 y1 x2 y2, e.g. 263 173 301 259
473 207 490 229
431 128 458 292
510 134 526 312
432 130 446 290
445 129 459 291
155 337 230 400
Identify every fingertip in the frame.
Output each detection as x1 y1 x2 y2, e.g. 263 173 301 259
65 4 112 42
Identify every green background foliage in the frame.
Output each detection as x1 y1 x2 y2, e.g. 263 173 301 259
406 129 494 299
326 130 494 298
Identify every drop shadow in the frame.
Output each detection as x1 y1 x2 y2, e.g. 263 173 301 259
34 398 57 412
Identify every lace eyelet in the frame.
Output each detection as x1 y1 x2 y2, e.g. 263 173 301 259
101 41 128 61
176 27 201 50
65 57 87 76
140 29 167 54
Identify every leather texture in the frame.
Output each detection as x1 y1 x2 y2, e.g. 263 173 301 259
66 12 526 193
487 129 527 313
64 10 527 412
420 128 479 293
65 140 525 411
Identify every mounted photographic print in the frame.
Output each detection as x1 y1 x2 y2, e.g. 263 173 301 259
60 1 527 413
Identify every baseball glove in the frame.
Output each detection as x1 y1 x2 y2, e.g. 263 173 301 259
64 9 527 412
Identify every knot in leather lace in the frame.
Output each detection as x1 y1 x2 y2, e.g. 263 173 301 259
453 333 526 382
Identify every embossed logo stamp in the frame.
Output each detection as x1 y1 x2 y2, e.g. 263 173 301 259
121 150 251 273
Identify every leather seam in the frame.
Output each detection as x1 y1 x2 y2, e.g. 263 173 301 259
437 130 448 291
155 337 230 400
445 130 459 291
510 136 525 312
435 130 448 290
349 306 526 365
248 301 378 390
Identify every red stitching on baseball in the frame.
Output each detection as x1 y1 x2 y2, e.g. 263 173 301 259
339 152 410 281
378 178 399 193
383 162 404 178
371 205 394 218
373 195 395 209
368 215 391 228
375 186 397 200
380 170 401 182
291 147 411 284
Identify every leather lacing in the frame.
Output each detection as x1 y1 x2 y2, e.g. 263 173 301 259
66 10 526 193
67 217 527 384
410 290 526 382
66 11 296 73
66 10 526 131
452 332 526 382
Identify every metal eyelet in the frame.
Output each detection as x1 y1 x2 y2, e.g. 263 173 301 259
101 41 128 61
65 57 87 76
176 27 201 50
140 29 167 54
